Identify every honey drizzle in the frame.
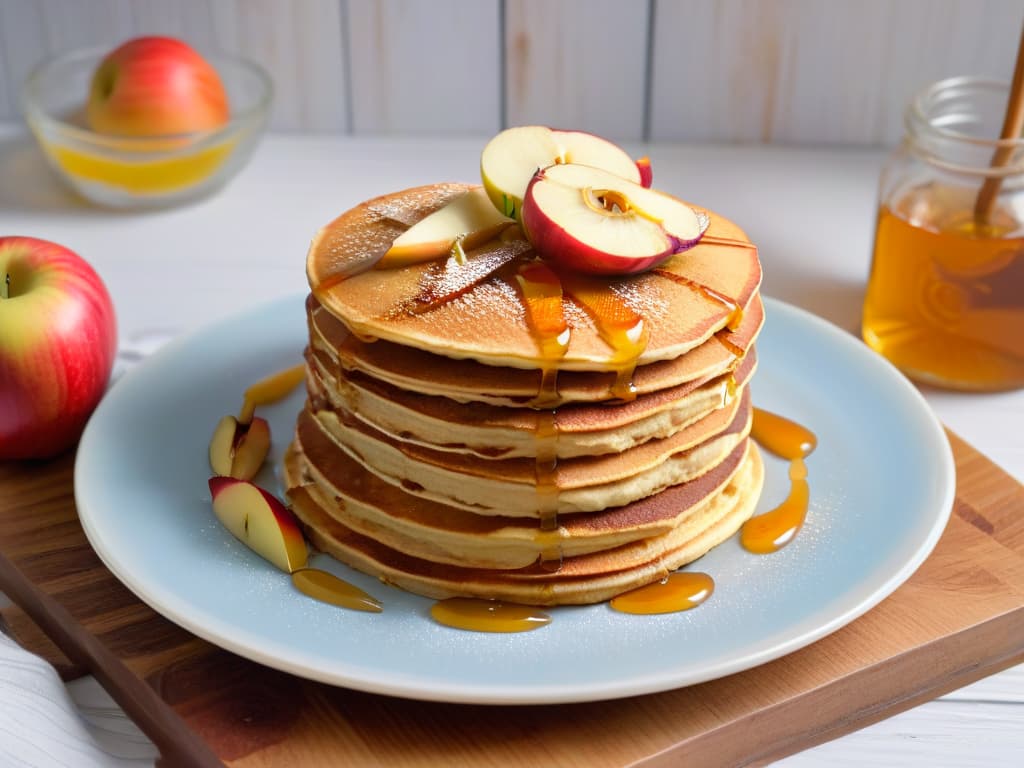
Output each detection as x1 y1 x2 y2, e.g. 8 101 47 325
515 261 571 406
652 269 744 331
430 598 551 633
722 373 738 406
742 408 818 554
514 261 570 568
750 408 817 460
559 273 649 401
291 568 383 613
534 410 562 568
610 572 715 615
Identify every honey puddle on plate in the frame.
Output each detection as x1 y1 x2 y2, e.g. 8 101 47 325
292 568 382 613
742 408 818 554
430 598 552 633
610 572 715 615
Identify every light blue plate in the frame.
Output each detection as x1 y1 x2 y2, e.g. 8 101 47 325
75 295 955 704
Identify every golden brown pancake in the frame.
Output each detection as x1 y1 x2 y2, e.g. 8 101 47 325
285 441 764 605
306 343 757 459
307 184 761 370
285 411 753 569
307 292 763 406
305 388 750 516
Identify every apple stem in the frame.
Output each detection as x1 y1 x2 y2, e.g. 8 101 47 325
1 273 9 300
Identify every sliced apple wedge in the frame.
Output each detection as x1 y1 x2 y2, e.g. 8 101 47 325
522 163 707 275
378 187 514 268
209 477 308 573
480 126 642 220
209 415 271 480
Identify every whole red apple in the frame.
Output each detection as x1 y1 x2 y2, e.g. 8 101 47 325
0 237 117 459
87 36 229 137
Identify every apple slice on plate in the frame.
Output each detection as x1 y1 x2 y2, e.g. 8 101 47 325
209 477 308 573
379 187 515 268
480 126 647 220
209 415 271 480
521 163 707 275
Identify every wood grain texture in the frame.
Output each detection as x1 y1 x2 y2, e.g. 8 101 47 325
0 544 223 767
346 0 501 135
0 429 1021 766
504 0 650 140
649 0 1024 144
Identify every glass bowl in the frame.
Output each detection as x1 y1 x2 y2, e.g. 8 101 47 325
22 46 272 208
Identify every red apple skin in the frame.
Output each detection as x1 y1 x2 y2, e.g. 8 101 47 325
207 476 308 559
208 475 234 498
207 476 303 536
521 172 674 276
636 157 653 188
87 37 229 137
0 238 117 460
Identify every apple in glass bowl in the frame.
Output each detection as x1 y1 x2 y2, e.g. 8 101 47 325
0 237 117 459
22 37 272 208
87 36 229 137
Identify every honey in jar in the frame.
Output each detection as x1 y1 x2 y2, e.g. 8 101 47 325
862 77 1024 391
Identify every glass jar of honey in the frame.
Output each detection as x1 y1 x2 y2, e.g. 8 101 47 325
862 77 1024 390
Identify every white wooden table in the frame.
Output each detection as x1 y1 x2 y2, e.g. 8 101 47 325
0 128 1021 766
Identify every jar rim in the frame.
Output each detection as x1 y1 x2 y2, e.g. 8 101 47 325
908 76 1023 150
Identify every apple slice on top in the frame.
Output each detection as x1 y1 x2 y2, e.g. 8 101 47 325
521 163 707 276
480 126 648 220
379 187 514 268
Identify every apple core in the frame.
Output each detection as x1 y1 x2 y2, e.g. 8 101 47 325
585 188 632 215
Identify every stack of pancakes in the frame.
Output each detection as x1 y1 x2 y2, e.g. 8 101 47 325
283 183 765 605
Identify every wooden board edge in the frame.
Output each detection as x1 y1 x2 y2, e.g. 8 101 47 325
636 607 1024 767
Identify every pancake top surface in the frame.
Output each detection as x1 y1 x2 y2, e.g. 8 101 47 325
308 183 761 371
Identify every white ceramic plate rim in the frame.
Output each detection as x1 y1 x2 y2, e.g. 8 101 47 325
75 295 956 704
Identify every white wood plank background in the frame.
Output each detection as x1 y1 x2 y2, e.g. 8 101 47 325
1 0 1021 144
346 0 501 135
504 0 650 140
650 0 1024 144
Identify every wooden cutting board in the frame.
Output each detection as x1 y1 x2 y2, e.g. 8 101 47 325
1 430 1022 767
